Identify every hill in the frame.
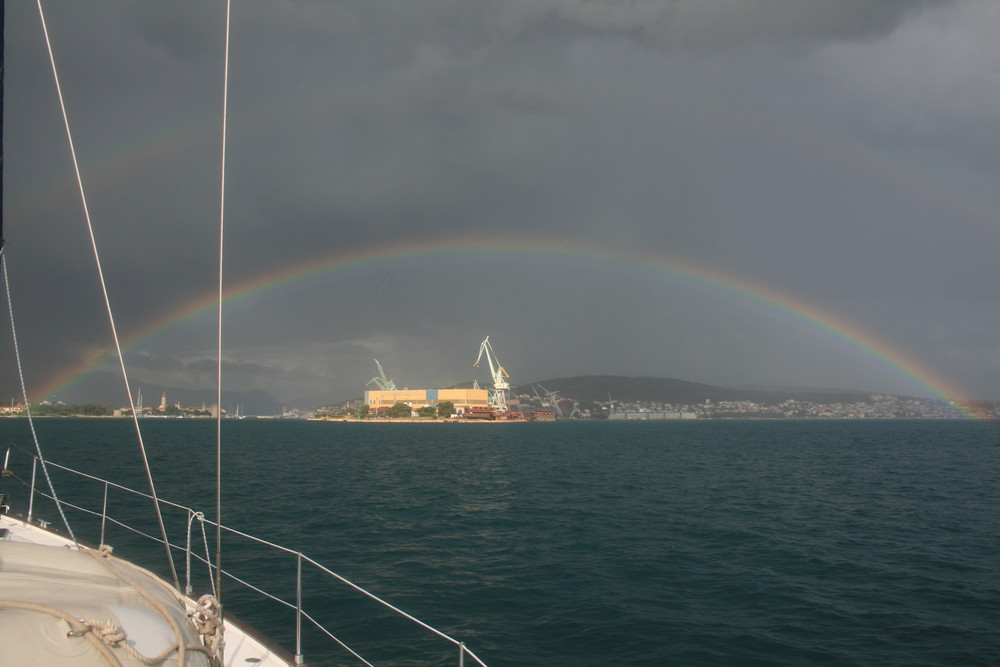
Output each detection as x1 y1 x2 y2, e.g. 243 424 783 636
518 375 874 406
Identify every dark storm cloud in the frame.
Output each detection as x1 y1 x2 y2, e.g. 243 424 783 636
3 0 999 406
126 352 185 372
125 354 277 379
211 0 958 249
186 359 278 377
492 0 953 48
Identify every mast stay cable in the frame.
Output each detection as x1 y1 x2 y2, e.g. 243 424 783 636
1 0 79 546
2 258 78 544
215 0 233 619
34 0 179 589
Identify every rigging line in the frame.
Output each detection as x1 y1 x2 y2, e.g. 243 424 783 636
215 0 232 613
2 257 78 544
35 0 179 589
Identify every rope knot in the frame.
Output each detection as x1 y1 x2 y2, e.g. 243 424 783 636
74 617 187 665
190 594 225 658
69 619 126 647
90 620 128 646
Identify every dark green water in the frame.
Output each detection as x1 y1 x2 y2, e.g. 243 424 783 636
2 418 999 666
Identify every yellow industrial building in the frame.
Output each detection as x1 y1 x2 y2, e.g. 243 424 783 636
365 388 489 414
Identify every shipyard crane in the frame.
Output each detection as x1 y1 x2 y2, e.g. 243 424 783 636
531 385 552 417
532 385 545 405
367 359 397 391
473 336 510 412
536 385 564 419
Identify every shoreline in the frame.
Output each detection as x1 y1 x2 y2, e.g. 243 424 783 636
311 417 528 423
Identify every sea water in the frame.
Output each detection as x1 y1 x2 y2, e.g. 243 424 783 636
1 418 998 666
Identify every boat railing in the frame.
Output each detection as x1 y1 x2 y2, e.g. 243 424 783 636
11 455 488 667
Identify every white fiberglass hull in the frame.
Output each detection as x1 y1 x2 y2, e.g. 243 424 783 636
0 514 295 667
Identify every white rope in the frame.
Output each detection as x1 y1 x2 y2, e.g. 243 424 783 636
190 594 226 659
75 618 181 666
200 514 217 598
35 0 179 589
84 546 212 665
1 257 78 543
75 615 211 665
0 601 120 666
185 511 196 595
187 510 217 597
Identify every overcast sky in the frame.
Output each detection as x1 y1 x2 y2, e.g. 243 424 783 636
3 0 999 406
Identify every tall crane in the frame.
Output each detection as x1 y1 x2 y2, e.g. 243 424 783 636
473 336 510 412
367 359 397 391
537 385 564 419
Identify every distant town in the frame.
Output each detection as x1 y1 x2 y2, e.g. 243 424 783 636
511 394 998 420
4 389 997 420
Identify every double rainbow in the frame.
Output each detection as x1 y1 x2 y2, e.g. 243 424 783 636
32 238 973 417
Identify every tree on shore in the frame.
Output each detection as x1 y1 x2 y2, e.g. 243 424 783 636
386 402 412 418
437 401 455 418
31 403 114 416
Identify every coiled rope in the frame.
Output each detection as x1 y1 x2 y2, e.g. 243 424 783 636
85 545 221 664
0 600 122 666
0 542 220 665
0 599 213 665
70 618 197 666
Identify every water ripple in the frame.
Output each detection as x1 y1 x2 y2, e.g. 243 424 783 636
3 418 999 665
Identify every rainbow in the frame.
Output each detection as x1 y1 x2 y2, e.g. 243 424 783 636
6 120 213 224
32 237 975 417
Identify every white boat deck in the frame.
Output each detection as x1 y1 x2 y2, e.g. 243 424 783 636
0 513 297 667
0 458 487 667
